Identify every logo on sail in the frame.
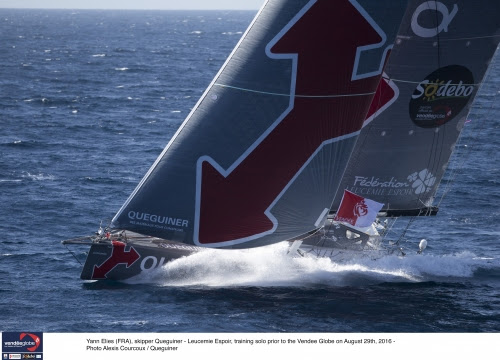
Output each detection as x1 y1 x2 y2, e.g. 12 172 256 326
195 0 391 247
411 1 458 38
409 65 474 128
127 210 189 232
407 169 436 195
349 169 436 197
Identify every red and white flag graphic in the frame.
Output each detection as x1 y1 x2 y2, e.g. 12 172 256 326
334 190 383 228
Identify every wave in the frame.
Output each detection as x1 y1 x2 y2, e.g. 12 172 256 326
0 171 55 183
125 243 499 287
114 67 152 73
20 96 83 106
21 172 56 181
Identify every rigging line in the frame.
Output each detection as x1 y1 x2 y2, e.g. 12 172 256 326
381 76 483 86
64 244 83 266
426 34 500 42
395 207 430 246
294 227 329 257
381 217 398 241
395 216 417 245
433 123 446 185
294 226 325 243
212 83 376 98
424 125 443 205
435 119 468 206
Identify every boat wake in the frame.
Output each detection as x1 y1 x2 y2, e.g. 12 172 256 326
125 243 498 287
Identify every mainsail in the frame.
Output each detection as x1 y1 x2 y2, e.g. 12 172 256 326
333 0 500 216
111 0 407 248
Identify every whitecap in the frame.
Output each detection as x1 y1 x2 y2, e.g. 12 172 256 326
21 172 55 181
125 243 414 287
125 244 494 287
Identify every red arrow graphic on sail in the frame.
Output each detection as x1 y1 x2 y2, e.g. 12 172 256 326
197 0 387 245
364 73 399 126
91 241 140 279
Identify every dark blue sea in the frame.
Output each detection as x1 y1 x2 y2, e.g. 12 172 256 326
0 9 499 333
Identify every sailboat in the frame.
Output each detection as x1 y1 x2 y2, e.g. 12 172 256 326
63 0 500 281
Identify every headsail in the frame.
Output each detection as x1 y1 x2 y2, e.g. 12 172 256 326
333 0 500 216
111 0 407 248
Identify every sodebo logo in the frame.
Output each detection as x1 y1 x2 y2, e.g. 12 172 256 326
409 65 474 128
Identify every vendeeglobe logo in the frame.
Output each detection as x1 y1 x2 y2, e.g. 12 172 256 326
2 332 43 355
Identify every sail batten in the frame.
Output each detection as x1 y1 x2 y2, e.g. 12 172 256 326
213 83 378 98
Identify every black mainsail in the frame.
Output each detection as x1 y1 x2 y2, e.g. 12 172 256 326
333 0 500 217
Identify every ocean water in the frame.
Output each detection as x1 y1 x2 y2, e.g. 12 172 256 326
0 9 499 333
